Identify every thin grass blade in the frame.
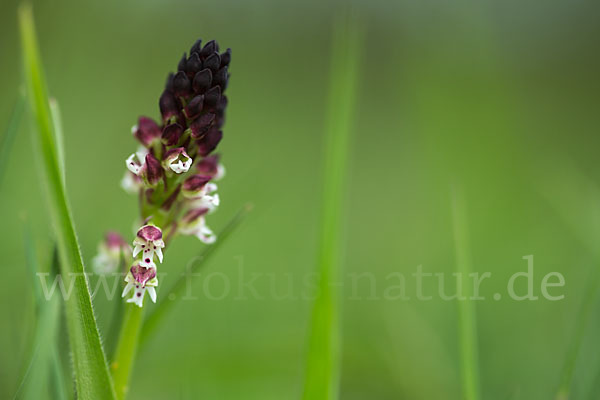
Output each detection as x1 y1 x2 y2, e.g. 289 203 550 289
49 98 66 184
534 160 600 398
15 232 68 400
451 186 481 400
302 13 363 400
18 5 116 399
0 91 25 188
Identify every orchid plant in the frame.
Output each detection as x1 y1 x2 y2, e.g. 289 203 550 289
94 39 230 309
17 6 355 399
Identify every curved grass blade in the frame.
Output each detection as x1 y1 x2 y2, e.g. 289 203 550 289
49 98 66 184
15 231 69 400
450 186 481 400
302 13 363 400
18 5 116 399
140 204 252 345
555 271 599 400
0 91 25 188
534 160 600 398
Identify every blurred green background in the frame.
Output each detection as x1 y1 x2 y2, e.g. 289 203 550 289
1 0 600 399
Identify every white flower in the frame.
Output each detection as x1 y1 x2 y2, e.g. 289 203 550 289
183 179 220 212
122 264 158 307
179 209 216 244
214 163 226 181
125 147 148 175
190 182 220 212
132 225 165 264
121 171 142 194
164 147 192 174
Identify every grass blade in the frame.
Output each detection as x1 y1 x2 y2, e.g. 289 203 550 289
0 91 25 188
18 5 116 399
16 233 69 400
451 186 481 400
534 160 600 398
49 98 66 184
302 13 363 400
555 272 599 400
140 204 252 345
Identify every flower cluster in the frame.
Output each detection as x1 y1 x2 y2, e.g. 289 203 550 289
95 39 231 307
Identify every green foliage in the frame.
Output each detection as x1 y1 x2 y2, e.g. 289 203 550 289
18 5 116 399
451 187 481 400
302 13 363 400
0 92 25 188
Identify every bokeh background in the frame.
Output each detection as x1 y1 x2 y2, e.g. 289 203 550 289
1 0 600 399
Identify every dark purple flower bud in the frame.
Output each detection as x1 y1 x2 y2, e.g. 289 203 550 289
133 117 161 147
197 128 223 156
131 264 157 286
165 72 175 92
204 86 221 108
192 69 212 94
142 153 164 186
177 53 187 71
213 67 228 88
203 53 221 72
183 175 211 194
162 123 183 146
182 208 210 225
220 49 231 67
196 154 223 178
215 95 228 128
159 90 182 121
197 154 218 174
190 39 202 55
184 95 204 119
190 113 215 139
200 40 218 59
185 53 202 76
173 71 192 97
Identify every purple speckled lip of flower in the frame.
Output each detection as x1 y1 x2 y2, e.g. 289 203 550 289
131 264 156 286
137 225 163 242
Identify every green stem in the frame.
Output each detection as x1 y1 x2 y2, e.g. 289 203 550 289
111 305 144 400
451 186 481 400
